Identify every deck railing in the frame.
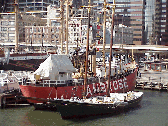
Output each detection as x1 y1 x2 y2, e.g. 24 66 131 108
18 68 136 87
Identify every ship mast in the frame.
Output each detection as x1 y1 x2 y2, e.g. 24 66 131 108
107 0 115 97
60 0 64 54
103 0 106 66
84 0 91 98
65 0 69 54
14 0 19 52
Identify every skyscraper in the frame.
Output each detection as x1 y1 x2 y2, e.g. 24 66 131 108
159 0 168 45
165 0 168 45
151 0 168 45
145 0 155 45
107 0 146 45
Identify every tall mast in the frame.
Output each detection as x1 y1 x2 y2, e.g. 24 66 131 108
14 0 19 52
103 0 106 65
84 0 91 98
65 0 69 54
107 0 115 96
60 0 64 54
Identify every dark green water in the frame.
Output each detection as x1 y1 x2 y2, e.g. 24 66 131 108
0 90 168 126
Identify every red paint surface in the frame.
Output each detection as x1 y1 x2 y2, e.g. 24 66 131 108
19 69 137 103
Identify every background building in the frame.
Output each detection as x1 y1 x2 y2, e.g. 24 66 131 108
93 0 145 45
25 26 59 46
0 0 168 46
158 0 168 45
114 0 145 45
144 0 155 45
5 0 59 17
166 0 168 45
114 24 133 45
148 0 168 45
142 0 168 45
0 13 46 45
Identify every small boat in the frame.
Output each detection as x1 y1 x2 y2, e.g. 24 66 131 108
0 70 20 93
54 91 143 119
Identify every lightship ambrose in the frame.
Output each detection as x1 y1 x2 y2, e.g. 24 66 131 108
19 54 138 104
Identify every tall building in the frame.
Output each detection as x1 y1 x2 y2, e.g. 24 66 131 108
153 0 162 45
151 0 168 45
160 0 168 45
145 0 155 45
166 0 168 45
115 0 146 45
93 0 146 45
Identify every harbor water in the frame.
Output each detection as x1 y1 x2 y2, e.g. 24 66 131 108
0 90 168 126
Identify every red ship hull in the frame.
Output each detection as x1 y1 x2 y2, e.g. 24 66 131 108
19 69 137 104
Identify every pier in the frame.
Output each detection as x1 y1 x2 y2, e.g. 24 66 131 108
0 89 30 109
136 67 168 92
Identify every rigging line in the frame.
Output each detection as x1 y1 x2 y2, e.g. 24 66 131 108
48 85 55 98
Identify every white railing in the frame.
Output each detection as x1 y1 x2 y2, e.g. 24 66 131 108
41 80 66 87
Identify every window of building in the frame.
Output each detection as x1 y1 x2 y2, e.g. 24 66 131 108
1 33 7 37
1 27 7 31
1 21 8 26
38 28 41 32
9 21 15 26
9 33 15 37
161 30 165 32
161 20 166 22
9 27 15 31
51 28 54 33
161 25 166 27
162 10 166 12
